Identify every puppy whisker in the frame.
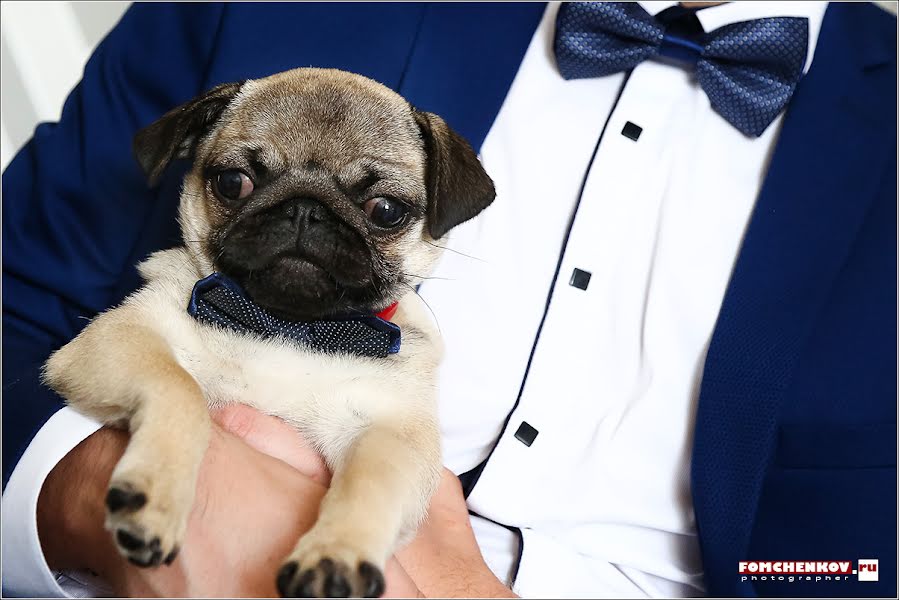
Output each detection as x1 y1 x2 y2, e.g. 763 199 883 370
400 271 456 282
213 245 227 267
401 281 441 334
421 239 485 263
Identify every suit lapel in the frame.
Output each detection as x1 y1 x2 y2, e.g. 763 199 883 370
691 3 897 595
397 2 546 152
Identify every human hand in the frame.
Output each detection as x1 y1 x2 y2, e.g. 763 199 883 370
37 404 420 597
213 409 515 598
212 409 515 598
396 470 518 598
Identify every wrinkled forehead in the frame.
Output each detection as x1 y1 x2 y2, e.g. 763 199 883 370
204 69 426 178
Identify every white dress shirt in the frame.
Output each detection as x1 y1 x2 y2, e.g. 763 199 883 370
1 2 827 597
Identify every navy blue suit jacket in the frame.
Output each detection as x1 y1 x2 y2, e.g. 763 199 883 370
3 3 895 597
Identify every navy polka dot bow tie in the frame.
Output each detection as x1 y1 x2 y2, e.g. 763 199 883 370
187 273 401 357
553 2 809 137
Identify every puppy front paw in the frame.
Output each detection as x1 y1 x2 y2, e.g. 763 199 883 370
277 541 385 598
105 477 188 567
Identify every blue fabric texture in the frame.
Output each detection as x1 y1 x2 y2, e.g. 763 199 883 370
1 2 895 597
553 2 809 137
188 273 401 357
690 3 896 597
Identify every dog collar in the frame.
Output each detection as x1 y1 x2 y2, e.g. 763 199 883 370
375 303 398 322
187 273 401 357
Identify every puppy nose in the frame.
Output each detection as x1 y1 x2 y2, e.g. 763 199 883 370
280 197 328 226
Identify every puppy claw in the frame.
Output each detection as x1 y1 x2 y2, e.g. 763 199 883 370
321 559 351 598
277 562 299 596
116 529 166 566
116 529 149 551
127 550 164 568
359 562 385 598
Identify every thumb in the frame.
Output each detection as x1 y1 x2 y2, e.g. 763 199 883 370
211 404 331 486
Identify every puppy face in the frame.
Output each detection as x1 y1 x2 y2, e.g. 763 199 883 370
133 68 494 320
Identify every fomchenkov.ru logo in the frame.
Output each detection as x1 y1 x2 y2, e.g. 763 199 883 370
738 560 879 584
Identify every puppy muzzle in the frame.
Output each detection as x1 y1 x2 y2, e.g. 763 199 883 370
210 197 380 319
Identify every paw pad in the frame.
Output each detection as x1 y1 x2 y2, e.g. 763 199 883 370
106 486 147 513
358 562 385 598
277 557 384 598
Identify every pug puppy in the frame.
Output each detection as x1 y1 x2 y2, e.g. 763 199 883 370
42 67 495 598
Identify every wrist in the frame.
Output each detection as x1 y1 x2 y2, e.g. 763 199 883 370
470 568 518 598
449 554 517 598
36 426 126 573
398 539 516 598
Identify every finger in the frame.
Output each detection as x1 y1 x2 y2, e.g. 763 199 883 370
211 404 331 485
383 557 424 598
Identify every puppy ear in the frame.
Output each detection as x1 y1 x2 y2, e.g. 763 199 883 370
414 110 496 240
133 81 245 186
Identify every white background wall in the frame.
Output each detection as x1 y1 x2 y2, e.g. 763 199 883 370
0 1 131 170
1 1 896 171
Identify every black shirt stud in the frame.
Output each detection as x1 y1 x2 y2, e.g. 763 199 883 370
569 268 591 290
514 421 539 447
621 121 643 141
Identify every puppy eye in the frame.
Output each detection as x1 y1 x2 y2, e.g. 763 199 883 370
214 169 254 202
363 197 410 229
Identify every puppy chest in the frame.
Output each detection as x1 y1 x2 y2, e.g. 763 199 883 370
173 334 397 422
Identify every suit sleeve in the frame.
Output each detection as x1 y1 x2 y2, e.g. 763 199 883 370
1 2 227 488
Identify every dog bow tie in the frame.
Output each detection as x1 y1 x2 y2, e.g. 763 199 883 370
187 273 401 357
553 2 809 137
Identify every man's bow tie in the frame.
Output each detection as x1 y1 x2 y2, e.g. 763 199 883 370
187 273 401 358
553 2 809 137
